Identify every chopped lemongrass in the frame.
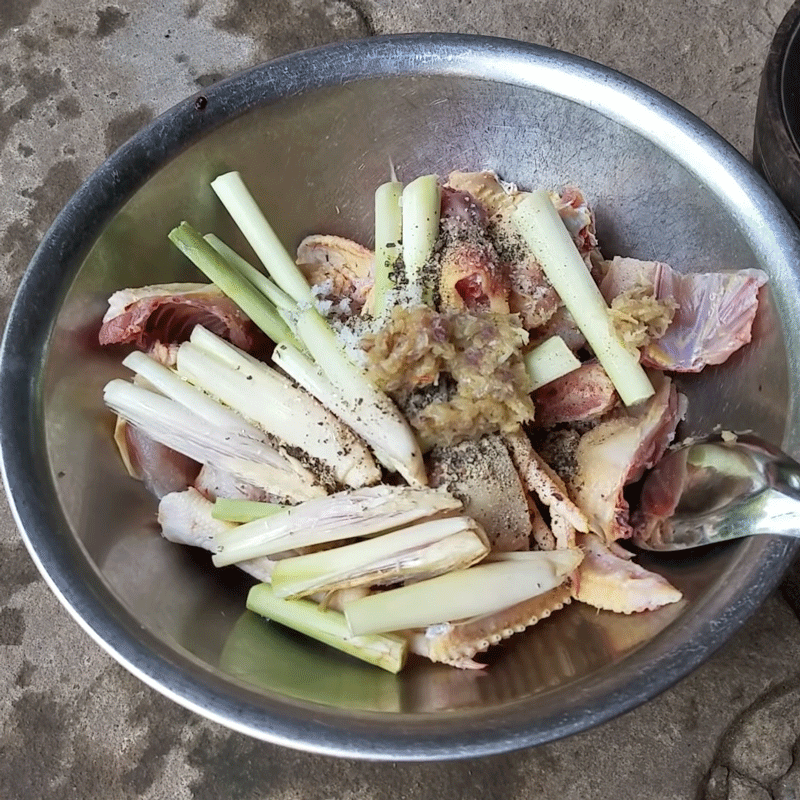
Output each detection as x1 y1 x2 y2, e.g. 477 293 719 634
246 583 407 673
168 221 298 347
344 549 583 635
212 484 462 566
122 351 250 431
103 379 325 502
212 498 286 523
292 307 427 485
373 181 403 319
272 342 391 469
512 192 654 406
524 336 581 390
210 171 314 305
401 174 440 304
204 234 295 311
177 332 381 489
271 516 490 599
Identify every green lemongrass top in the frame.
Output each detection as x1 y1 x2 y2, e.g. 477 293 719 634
204 233 295 311
210 171 314 305
373 180 403 319
212 498 286 524
344 548 583 635
211 484 462 566
512 191 654 406
247 583 407 673
524 336 581 391
401 174 440 305
270 515 490 599
168 221 297 347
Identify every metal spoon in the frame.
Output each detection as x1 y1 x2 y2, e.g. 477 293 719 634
630 433 800 551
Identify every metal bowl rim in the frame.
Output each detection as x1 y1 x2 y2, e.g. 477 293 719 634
2 33 800 760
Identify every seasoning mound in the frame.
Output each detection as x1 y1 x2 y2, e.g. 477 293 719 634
362 305 534 446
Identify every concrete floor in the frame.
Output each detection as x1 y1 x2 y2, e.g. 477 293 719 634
2 1 800 798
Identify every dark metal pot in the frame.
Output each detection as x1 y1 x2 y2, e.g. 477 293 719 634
755 0 800 222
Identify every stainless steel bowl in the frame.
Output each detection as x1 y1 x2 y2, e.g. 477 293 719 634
3 35 800 760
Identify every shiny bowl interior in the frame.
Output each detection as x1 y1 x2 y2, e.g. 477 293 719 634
3 35 800 759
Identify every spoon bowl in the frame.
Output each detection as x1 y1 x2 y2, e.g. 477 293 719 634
632 434 800 551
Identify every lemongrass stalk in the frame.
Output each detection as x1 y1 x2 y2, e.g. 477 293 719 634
293 307 426 485
122 351 248 431
271 516 489 599
512 192 654 406
177 338 380 489
344 549 583 635
189 324 265 370
204 234 295 311
246 583 407 673
159 489 277 583
401 174 440 304
373 181 403 318
212 498 286 523
103 379 325 502
272 342 392 469
524 336 581 391
188 326 380 488
212 484 462 566
210 171 313 305
168 221 297 347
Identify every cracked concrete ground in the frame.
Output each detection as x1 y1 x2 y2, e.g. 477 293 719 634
2 0 800 798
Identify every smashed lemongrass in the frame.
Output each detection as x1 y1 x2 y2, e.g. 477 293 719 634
401 174 440 304
293 307 427 485
168 221 298 347
212 484 462 566
344 549 583 635
513 191 654 406
246 583 407 673
373 180 403 319
212 498 286 523
176 333 381 489
204 234 295 311
270 516 490 599
103 379 325 501
210 171 314 305
121 351 250 430
524 336 581 390
272 342 393 469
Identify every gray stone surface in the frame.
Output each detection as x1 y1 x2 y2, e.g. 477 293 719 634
2 1 800 798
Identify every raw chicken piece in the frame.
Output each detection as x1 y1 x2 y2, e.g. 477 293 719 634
408 583 573 669
296 234 374 314
569 373 686 542
440 185 489 225
158 488 276 582
600 257 767 372
115 418 200 498
437 187 509 314
503 428 589 533
533 361 618 427
99 283 264 352
437 217 510 313
529 305 586 352
194 463 276 504
573 533 682 613
446 171 559 328
428 434 532 552
549 186 599 259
